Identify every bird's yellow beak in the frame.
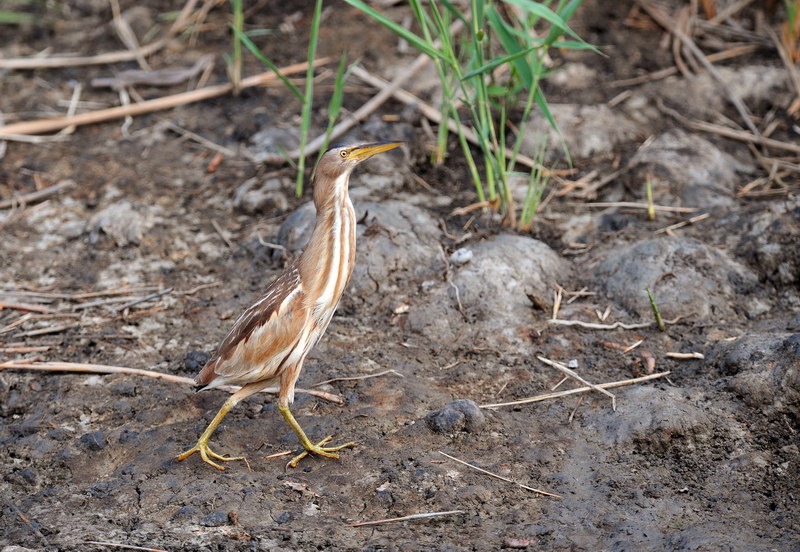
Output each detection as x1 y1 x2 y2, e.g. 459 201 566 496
350 141 403 161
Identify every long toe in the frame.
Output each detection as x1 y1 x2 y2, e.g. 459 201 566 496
178 441 246 471
287 437 357 468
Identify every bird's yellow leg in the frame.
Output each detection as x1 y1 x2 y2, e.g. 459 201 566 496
176 396 246 471
278 403 356 468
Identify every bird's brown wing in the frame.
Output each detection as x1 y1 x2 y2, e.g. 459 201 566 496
196 263 308 388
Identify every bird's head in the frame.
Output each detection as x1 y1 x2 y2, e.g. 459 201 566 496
312 141 403 205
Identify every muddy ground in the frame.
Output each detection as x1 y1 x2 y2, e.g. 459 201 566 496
1 1 799 550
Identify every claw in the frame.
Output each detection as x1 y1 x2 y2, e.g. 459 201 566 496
177 440 246 471
286 435 357 469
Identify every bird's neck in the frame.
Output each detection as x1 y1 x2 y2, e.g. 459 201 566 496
298 176 357 312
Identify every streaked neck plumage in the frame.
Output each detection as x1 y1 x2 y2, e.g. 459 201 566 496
298 170 357 317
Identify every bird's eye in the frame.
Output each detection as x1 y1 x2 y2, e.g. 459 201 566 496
340 150 348 158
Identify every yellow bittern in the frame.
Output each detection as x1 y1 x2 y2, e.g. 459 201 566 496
177 141 403 470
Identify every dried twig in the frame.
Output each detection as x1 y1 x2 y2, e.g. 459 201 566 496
0 180 75 209
666 351 704 359
637 0 760 137
606 44 758 88
655 213 710 234
0 361 343 404
576 201 698 213
312 369 404 388
0 302 55 314
537 356 616 410
84 542 167 552
113 288 173 313
438 451 561 498
549 316 683 330
657 100 800 155
0 60 326 137
350 510 465 527
0 0 199 70
480 371 671 409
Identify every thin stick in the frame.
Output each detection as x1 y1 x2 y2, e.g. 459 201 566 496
438 451 561 498
0 0 198 70
164 121 237 157
312 369 404 388
537 356 616 410
658 100 800 155
0 180 75 209
84 542 167 552
0 60 327 137
0 302 55 314
263 450 294 459
666 351 704 359
480 371 671 409
548 316 683 330
350 510 465 527
637 0 760 137
0 361 343 404
14 322 81 337
576 201 698 213
113 288 173 312
211 220 235 249
606 44 757 88
655 212 710 234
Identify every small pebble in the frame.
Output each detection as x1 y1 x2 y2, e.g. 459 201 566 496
450 247 473 265
425 399 486 434
201 511 229 527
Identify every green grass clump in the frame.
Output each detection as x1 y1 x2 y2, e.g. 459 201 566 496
343 0 595 229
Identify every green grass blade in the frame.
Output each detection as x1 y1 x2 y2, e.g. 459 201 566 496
0 10 34 24
233 26 304 101
501 0 583 42
342 0 445 60
296 0 323 196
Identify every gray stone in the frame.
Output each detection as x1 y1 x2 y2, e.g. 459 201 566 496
520 103 641 162
733 199 800 287
88 200 154 246
247 126 300 163
79 431 107 451
425 399 486 434
586 386 713 453
200 511 229 527
656 65 789 120
409 234 567 348
233 176 290 215
630 129 751 207
709 332 800 416
590 237 760 320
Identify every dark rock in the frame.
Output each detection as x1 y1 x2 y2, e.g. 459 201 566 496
233 176 290 215
275 511 293 524
119 429 139 443
709 331 800 415
586 387 713 453
425 399 486 434
87 479 122 498
201 511 229 527
79 431 107 451
185 350 211 372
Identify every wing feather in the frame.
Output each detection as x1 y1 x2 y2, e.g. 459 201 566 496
196 263 306 388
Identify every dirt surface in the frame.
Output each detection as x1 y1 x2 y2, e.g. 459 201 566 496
1 1 799 550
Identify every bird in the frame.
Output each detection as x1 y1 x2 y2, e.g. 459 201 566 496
177 141 403 470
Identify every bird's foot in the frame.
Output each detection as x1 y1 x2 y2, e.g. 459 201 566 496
176 439 246 471
287 436 357 469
